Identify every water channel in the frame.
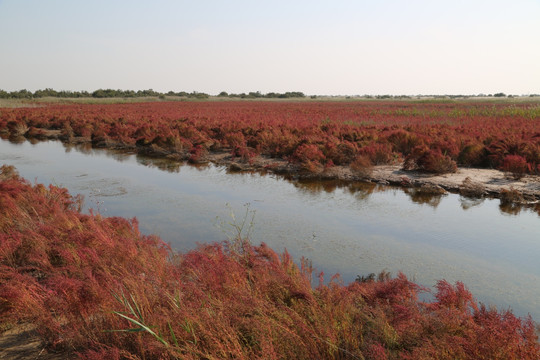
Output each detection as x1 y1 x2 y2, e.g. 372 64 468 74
1 138 539 320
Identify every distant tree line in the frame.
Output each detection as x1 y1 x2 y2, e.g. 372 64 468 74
0 88 96 99
361 93 538 99
0 88 210 99
217 91 306 99
2 89 536 100
0 88 306 99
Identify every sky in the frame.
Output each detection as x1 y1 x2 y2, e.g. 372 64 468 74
0 0 539 95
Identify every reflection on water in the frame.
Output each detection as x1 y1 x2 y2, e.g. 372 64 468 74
1 137 539 321
293 179 379 198
459 196 486 211
137 157 182 173
403 188 445 208
499 202 523 216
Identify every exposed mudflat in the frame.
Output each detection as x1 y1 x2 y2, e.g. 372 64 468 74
364 165 539 200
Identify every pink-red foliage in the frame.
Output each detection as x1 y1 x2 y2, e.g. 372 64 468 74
404 146 458 174
1 101 538 174
501 154 530 179
1 166 539 359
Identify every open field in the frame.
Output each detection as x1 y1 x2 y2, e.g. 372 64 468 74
1 165 539 359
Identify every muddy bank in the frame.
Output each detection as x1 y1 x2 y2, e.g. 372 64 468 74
167 145 540 203
7 130 540 202
216 155 540 202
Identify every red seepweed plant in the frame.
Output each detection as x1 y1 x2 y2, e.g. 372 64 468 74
0 165 539 359
0 100 538 175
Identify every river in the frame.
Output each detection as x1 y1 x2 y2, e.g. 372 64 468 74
1 137 539 320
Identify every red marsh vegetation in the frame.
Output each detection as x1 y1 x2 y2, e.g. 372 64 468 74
0 101 539 177
1 165 539 359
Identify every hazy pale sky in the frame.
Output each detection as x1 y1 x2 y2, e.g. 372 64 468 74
1 0 539 95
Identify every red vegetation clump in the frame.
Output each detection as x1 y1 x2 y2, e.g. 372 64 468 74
293 143 326 172
358 142 395 165
1 166 539 359
350 155 374 178
501 154 530 179
458 143 487 167
0 100 538 175
404 146 458 174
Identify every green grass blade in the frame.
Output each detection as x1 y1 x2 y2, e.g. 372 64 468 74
113 311 169 346
168 322 179 347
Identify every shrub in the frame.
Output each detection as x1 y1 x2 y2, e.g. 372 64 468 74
458 144 487 167
500 154 529 179
359 143 394 165
293 143 325 172
500 187 525 204
420 150 458 174
323 140 358 165
293 143 325 163
404 147 457 174
188 144 208 163
232 145 256 164
224 131 246 149
7 121 28 137
350 155 373 178
386 129 424 155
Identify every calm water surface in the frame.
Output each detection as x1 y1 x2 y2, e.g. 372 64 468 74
1 138 539 320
